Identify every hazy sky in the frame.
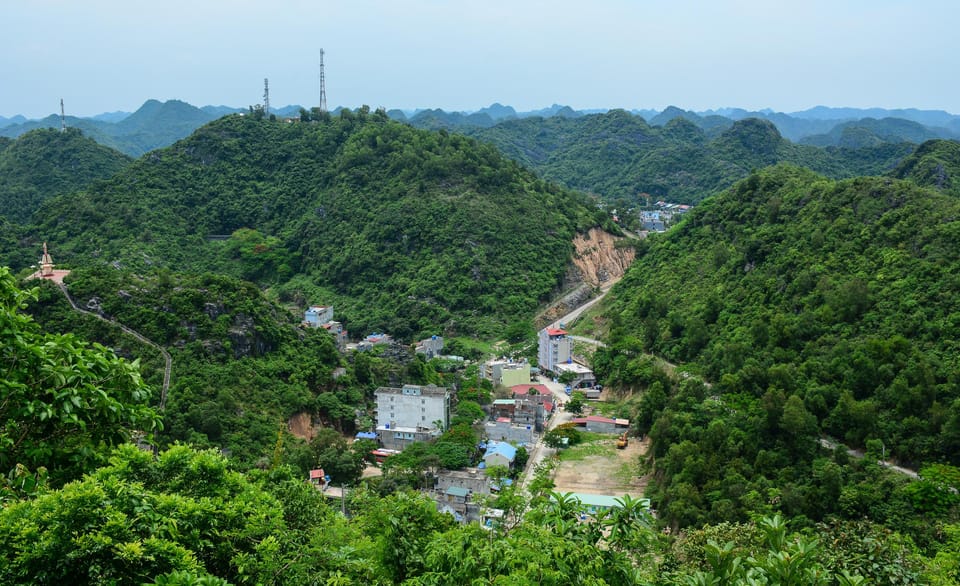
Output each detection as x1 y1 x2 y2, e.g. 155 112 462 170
3 0 957 118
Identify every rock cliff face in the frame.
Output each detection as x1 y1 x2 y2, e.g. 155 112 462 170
537 228 636 328
569 228 635 287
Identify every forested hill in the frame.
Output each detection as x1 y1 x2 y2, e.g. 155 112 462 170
467 111 916 207
23 108 605 338
594 165 960 528
891 138 960 197
0 127 131 223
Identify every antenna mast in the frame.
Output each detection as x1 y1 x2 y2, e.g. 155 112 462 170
263 78 270 116
319 49 328 113
60 99 66 132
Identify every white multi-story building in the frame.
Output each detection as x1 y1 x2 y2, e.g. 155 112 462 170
304 305 334 327
538 328 573 374
375 384 451 450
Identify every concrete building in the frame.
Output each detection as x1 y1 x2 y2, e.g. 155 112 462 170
483 441 517 469
436 468 491 496
304 305 334 327
375 384 450 450
481 359 532 387
415 335 444 359
538 328 573 374
485 419 534 445
500 362 531 387
491 398 547 431
554 362 596 389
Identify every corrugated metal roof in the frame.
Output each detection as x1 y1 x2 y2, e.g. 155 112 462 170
445 486 470 497
484 441 517 462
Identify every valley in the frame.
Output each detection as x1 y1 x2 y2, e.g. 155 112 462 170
1 102 959 585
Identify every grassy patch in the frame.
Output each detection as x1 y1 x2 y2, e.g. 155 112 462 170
614 461 639 484
558 434 614 461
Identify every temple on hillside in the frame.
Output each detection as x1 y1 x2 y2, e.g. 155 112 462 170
39 242 54 277
28 242 71 283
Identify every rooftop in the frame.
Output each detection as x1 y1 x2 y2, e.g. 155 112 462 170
375 384 449 397
554 362 594 375
445 486 471 498
484 441 517 462
558 493 651 510
510 384 552 396
545 328 568 336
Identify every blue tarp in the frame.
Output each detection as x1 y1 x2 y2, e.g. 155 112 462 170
355 432 377 440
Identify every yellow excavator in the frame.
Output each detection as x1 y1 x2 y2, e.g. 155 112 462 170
616 432 628 449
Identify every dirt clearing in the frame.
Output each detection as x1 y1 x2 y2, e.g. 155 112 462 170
551 436 650 497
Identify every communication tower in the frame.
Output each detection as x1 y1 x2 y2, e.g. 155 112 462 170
60 99 66 132
319 49 328 113
263 78 270 116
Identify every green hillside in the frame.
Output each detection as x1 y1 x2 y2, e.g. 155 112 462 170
21 108 604 338
892 138 960 197
0 127 131 223
468 111 915 207
594 165 960 531
25 267 357 468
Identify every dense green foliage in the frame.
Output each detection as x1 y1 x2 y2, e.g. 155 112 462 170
594 165 960 534
20 109 602 338
892 139 960 197
7 442 957 584
0 128 131 223
24 266 359 468
467 111 916 207
0 268 160 490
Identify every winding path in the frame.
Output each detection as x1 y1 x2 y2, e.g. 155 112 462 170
819 437 920 480
55 282 172 410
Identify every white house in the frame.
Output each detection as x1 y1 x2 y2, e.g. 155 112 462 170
375 384 451 450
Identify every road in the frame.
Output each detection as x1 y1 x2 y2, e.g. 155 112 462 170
517 376 573 491
818 437 919 479
548 285 614 334
56 281 172 410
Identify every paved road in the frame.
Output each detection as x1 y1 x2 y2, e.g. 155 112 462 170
548 288 612 333
518 376 573 491
818 437 920 479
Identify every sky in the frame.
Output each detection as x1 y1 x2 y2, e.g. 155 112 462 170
3 0 958 119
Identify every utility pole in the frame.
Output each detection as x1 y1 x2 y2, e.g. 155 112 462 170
263 78 270 116
319 49 328 113
60 98 66 132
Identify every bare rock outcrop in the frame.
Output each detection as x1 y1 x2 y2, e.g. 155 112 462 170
537 228 636 328
569 228 635 287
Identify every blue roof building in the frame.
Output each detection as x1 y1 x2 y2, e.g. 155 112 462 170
483 441 517 469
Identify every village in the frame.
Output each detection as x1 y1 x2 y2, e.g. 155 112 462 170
301 303 651 525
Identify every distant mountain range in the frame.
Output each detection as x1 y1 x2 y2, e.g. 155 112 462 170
3 100 959 158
